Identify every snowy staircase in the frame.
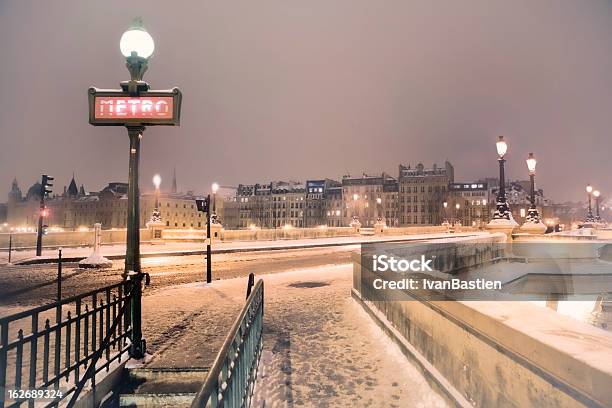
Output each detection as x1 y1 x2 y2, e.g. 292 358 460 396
101 367 209 407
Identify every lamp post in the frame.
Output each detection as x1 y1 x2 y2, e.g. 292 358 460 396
151 174 162 222
455 203 460 226
206 194 212 283
492 136 511 221
120 19 156 360
442 201 448 226
88 18 181 360
350 193 360 228
524 153 541 223
593 190 601 222
212 182 219 224
586 184 594 223
376 197 383 223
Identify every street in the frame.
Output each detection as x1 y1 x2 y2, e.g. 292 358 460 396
0 246 354 309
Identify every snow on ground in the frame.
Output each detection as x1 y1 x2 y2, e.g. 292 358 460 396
139 264 448 407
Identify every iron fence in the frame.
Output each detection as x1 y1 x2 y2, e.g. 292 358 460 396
0 279 134 408
191 278 264 408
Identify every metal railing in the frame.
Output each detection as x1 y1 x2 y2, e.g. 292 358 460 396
0 280 134 408
191 278 264 408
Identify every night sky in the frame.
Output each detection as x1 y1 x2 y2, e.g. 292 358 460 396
1 1 611 201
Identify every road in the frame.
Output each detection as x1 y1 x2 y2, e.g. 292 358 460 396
0 246 355 310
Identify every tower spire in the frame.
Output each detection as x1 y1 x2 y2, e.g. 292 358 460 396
171 166 177 194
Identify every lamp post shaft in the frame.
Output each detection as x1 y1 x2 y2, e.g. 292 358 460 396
206 194 212 284
596 196 600 219
530 174 536 209
493 157 511 220
125 126 145 359
588 193 593 219
498 158 506 201
125 127 143 274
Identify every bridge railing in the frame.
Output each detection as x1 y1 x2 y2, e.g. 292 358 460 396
191 278 264 408
0 280 134 408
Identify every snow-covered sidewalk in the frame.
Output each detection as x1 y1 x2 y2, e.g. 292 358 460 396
1 232 485 265
139 265 448 407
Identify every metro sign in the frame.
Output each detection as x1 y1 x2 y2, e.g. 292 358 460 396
88 88 182 126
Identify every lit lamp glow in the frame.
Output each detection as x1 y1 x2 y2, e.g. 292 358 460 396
120 18 155 90
120 25 155 59
152 174 161 189
526 152 537 175
496 135 508 159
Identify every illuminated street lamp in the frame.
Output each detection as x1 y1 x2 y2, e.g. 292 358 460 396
585 184 595 223
492 136 512 221
524 153 541 224
120 18 155 94
376 197 383 223
350 193 361 228
455 203 460 226
87 18 182 360
442 201 449 226
150 174 162 222
593 190 601 222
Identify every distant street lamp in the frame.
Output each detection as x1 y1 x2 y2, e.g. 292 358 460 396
151 174 162 222
593 190 601 222
586 184 595 223
492 136 512 221
376 197 383 223
524 153 542 224
442 201 448 225
211 182 219 223
455 202 460 226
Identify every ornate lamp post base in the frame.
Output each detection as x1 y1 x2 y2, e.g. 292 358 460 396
374 217 386 234
520 207 546 234
519 221 547 234
349 216 361 231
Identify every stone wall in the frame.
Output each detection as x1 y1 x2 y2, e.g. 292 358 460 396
0 229 151 249
352 236 612 407
0 225 479 249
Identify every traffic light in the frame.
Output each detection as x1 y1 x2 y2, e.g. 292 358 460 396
195 197 210 213
36 174 53 257
42 174 54 196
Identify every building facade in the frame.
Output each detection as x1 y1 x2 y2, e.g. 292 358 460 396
398 162 454 226
231 181 306 229
448 182 491 227
5 176 207 231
